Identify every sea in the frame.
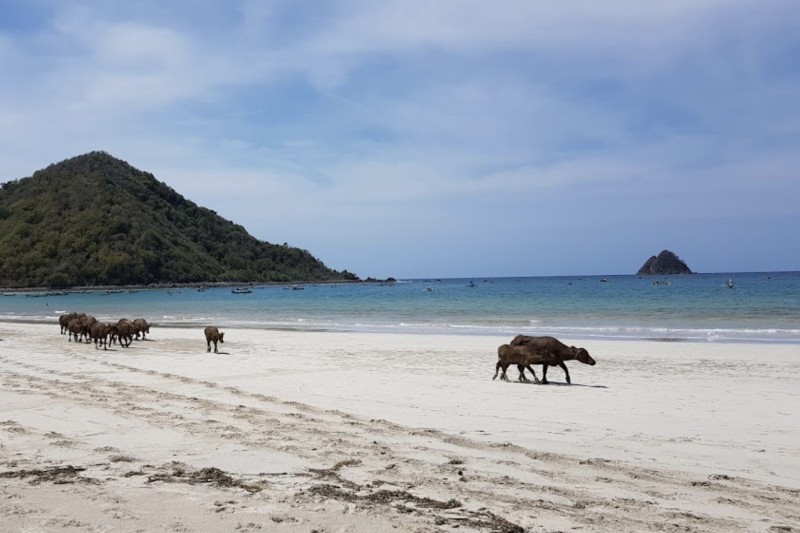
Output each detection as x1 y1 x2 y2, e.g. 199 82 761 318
2 271 799 344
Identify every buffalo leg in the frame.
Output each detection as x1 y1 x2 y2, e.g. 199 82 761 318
525 364 540 384
517 364 540 384
493 362 510 381
558 361 571 384
493 361 511 381
496 362 509 381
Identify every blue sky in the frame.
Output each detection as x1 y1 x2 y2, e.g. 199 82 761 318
1 1 799 278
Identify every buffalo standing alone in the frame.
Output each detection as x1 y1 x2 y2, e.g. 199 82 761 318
204 326 225 353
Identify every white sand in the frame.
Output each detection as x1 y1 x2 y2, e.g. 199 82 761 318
1 322 798 532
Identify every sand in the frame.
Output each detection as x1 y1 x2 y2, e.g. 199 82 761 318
0 322 798 532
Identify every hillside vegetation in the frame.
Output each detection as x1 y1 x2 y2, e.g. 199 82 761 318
0 151 357 287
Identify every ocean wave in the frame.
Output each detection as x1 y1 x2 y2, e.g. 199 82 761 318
2 313 799 343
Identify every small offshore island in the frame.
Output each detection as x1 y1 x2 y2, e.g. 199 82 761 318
637 249 693 275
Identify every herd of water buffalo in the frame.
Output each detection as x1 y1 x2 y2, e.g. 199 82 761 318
58 312 150 349
59 312 227 354
57 313 592 384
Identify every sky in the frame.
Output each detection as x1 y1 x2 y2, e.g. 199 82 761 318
1 1 799 279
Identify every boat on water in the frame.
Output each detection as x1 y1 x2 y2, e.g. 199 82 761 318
231 287 253 294
25 291 69 297
726 279 735 289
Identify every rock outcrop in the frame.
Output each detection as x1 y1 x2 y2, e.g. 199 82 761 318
637 250 693 275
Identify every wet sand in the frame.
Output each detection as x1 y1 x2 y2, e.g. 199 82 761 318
1 323 798 532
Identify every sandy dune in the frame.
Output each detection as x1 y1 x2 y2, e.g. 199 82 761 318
1 323 798 532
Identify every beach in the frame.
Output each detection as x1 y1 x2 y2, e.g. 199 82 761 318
1 322 798 532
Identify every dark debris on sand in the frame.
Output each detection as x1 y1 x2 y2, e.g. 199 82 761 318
146 463 263 493
0 465 98 485
302 459 524 532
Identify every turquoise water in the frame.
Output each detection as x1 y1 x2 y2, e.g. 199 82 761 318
2 272 799 343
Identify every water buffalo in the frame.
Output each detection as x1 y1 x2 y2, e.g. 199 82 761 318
115 319 136 347
67 315 96 343
133 318 150 340
89 322 117 350
493 344 560 383
509 335 595 384
204 326 224 353
59 312 84 335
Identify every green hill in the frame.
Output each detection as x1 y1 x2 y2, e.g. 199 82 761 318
0 151 358 288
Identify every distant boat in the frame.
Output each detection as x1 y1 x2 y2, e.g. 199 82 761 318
231 287 253 294
600 278 609 283
726 279 735 289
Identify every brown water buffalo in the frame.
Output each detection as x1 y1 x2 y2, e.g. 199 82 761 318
133 318 150 340
59 312 84 335
115 319 136 347
204 326 224 353
509 335 595 384
493 344 560 383
89 322 116 350
67 315 96 343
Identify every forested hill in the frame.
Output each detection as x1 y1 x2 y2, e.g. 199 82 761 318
0 151 358 288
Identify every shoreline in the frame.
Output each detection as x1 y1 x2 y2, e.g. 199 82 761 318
2 317 799 346
0 279 363 294
1 322 798 531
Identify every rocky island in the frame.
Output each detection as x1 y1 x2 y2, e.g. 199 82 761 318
637 250 693 275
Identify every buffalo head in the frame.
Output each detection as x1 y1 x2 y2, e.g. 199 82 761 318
573 347 596 365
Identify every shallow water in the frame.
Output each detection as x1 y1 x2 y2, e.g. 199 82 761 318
2 271 799 343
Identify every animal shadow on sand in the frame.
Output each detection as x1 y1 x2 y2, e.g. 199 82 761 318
514 380 608 389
